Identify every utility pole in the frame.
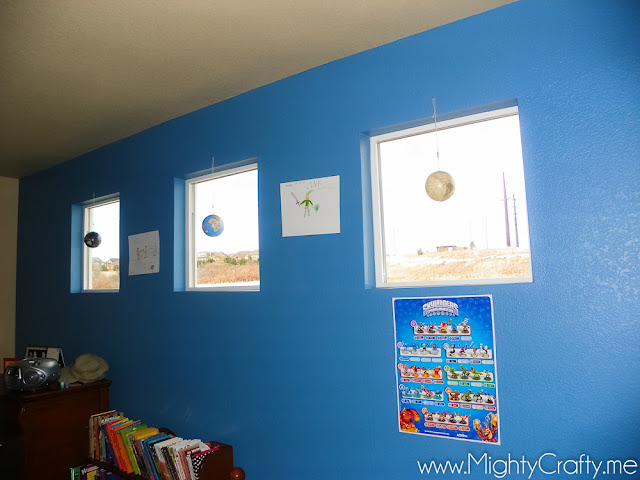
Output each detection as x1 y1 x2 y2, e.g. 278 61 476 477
502 172 511 247
511 195 520 248
485 216 489 249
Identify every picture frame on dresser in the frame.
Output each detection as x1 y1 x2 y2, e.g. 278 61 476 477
25 345 65 366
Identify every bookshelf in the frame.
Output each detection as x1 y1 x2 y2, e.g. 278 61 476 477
89 428 245 480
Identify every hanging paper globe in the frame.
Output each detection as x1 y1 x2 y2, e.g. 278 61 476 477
202 214 224 237
84 231 102 248
425 170 455 201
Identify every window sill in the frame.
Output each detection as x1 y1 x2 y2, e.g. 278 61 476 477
185 285 260 292
79 289 120 293
372 276 533 289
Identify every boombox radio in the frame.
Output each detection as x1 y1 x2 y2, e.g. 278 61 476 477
4 357 61 391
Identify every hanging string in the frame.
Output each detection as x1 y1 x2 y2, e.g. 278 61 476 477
201 154 225 237
84 192 102 248
210 156 216 213
432 97 441 170
91 192 96 228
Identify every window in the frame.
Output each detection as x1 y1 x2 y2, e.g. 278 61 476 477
370 105 532 287
83 197 120 291
186 163 259 290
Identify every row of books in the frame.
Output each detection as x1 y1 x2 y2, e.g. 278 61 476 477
70 464 114 480
87 409 223 480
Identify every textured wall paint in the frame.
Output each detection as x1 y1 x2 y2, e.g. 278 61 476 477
0 176 18 359
15 1 639 479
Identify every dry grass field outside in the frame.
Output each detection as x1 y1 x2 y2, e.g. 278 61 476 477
386 248 531 283
92 271 119 289
197 260 259 286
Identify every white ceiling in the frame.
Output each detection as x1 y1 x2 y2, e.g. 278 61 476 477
0 0 514 179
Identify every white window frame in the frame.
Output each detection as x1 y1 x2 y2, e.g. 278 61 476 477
370 105 532 288
185 163 259 291
83 197 120 292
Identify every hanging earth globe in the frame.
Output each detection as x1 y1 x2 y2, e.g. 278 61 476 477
425 170 455 201
84 231 102 248
202 214 224 237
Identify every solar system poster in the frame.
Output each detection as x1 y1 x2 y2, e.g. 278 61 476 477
393 295 500 444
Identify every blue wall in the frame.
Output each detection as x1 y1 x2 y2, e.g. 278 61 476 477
16 1 639 478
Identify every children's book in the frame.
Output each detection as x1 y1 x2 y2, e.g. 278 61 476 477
94 410 117 459
112 420 140 472
134 431 164 478
80 464 98 480
98 412 123 461
161 441 178 480
139 433 170 478
154 437 183 480
111 420 135 471
86 465 99 480
168 440 188 480
89 410 116 458
167 439 197 480
142 434 173 480
98 413 122 461
117 422 145 473
128 427 159 475
105 418 131 467
70 464 83 480
179 444 203 480
172 440 203 480
102 417 126 463
89 414 97 458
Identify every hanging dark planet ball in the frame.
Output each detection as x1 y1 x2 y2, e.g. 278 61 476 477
84 231 102 248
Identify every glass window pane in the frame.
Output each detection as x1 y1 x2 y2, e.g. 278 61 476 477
193 169 259 287
85 200 119 290
375 112 531 285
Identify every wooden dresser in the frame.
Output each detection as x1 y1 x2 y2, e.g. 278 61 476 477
0 377 110 480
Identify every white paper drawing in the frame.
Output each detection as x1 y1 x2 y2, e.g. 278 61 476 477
128 230 160 275
280 175 340 237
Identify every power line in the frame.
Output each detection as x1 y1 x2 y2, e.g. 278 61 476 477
511 194 520 248
502 172 511 247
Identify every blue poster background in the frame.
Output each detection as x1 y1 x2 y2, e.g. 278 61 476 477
393 295 500 444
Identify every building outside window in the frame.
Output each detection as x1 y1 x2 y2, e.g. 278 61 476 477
83 198 120 291
370 105 532 287
186 163 259 290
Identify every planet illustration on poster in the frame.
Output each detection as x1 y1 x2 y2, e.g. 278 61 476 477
84 231 102 248
202 214 224 237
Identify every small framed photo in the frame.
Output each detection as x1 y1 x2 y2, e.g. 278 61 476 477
25 346 65 367
25 346 48 358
